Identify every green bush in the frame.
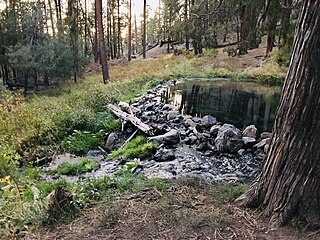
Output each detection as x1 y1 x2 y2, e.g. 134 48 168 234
109 136 154 160
62 130 104 155
54 158 97 176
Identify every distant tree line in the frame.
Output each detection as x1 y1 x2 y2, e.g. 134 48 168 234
0 0 300 93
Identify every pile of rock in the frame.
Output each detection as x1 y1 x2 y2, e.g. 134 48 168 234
101 80 272 182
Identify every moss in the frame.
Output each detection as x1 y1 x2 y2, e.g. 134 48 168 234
54 158 97 176
109 136 155 160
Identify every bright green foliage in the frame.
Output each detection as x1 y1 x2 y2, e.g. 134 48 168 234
62 130 105 155
103 119 121 133
109 136 154 160
54 158 97 176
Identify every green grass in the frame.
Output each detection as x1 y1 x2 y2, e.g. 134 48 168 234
109 136 155 160
62 130 105 155
53 158 97 176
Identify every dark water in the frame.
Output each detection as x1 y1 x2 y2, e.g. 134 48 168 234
160 79 281 131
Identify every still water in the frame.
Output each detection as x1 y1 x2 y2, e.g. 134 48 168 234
160 79 281 132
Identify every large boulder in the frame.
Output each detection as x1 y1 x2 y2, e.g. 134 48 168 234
210 125 221 137
167 111 179 120
243 125 257 139
148 129 180 145
201 115 217 128
104 132 118 151
215 124 243 152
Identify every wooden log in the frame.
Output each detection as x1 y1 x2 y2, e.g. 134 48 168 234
107 104 154 135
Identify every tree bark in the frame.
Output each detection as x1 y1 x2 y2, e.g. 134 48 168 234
96 0 110 83
143 0 147 59
235 1 320 227
128 0 132 61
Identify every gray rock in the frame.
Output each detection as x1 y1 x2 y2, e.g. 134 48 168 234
201 115 217 128
167 111 179 120
238 149 246 156
154 149 175 162
148 129 180 145
210 125 221 137
196 142 212 152
242 137 256 145
118 101 130 113
184 135 197 145
243 125 257 139
104 132 118 151
185 118 196 127
261 132 272 139
215 124 243 152
192 117 201 123
162 104 175 111
253 138 270 149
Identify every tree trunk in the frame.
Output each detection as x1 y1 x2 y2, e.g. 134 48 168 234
236 1 320 227
134 14 138 55
48 0 55 37
142 0 146 59
93 3 99 63
184 0 189 50
96 0 110 83
128 0 132 61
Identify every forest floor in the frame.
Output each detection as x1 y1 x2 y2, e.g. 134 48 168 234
28 179 319 240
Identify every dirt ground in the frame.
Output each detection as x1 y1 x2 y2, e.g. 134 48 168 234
24 179 320 240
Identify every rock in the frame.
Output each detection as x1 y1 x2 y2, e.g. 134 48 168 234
215 124 243 152
185 118 196 127
196 142 212 152
105 133 118 151
118 101 130 113
154 149 175 162
148 129 180 145
210 125 221 137
87 150 103 157
184 135 197 145
242 137 256 146
243 125 257 139
162 104 175 111
261 132 272 139
167 111 179 120
201 115 217 128
192 117 201 123
253 138 270 149
238 149 246 156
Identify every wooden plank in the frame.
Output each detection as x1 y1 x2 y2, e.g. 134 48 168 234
107 104 154 135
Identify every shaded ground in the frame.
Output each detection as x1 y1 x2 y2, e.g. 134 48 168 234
23 179 319 240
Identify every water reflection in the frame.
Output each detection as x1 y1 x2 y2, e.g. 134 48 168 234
160 79 281 131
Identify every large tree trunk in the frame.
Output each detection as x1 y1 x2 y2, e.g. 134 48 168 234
96 0 110 83
142 0 146 59
236 1 320 227
127 0 132 61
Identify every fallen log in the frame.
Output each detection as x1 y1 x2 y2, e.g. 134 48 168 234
107 104 154 135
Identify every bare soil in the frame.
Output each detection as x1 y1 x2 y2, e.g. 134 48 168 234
24 179 319 240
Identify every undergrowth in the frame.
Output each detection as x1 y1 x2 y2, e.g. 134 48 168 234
109 136 155 160
53 158 97 176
